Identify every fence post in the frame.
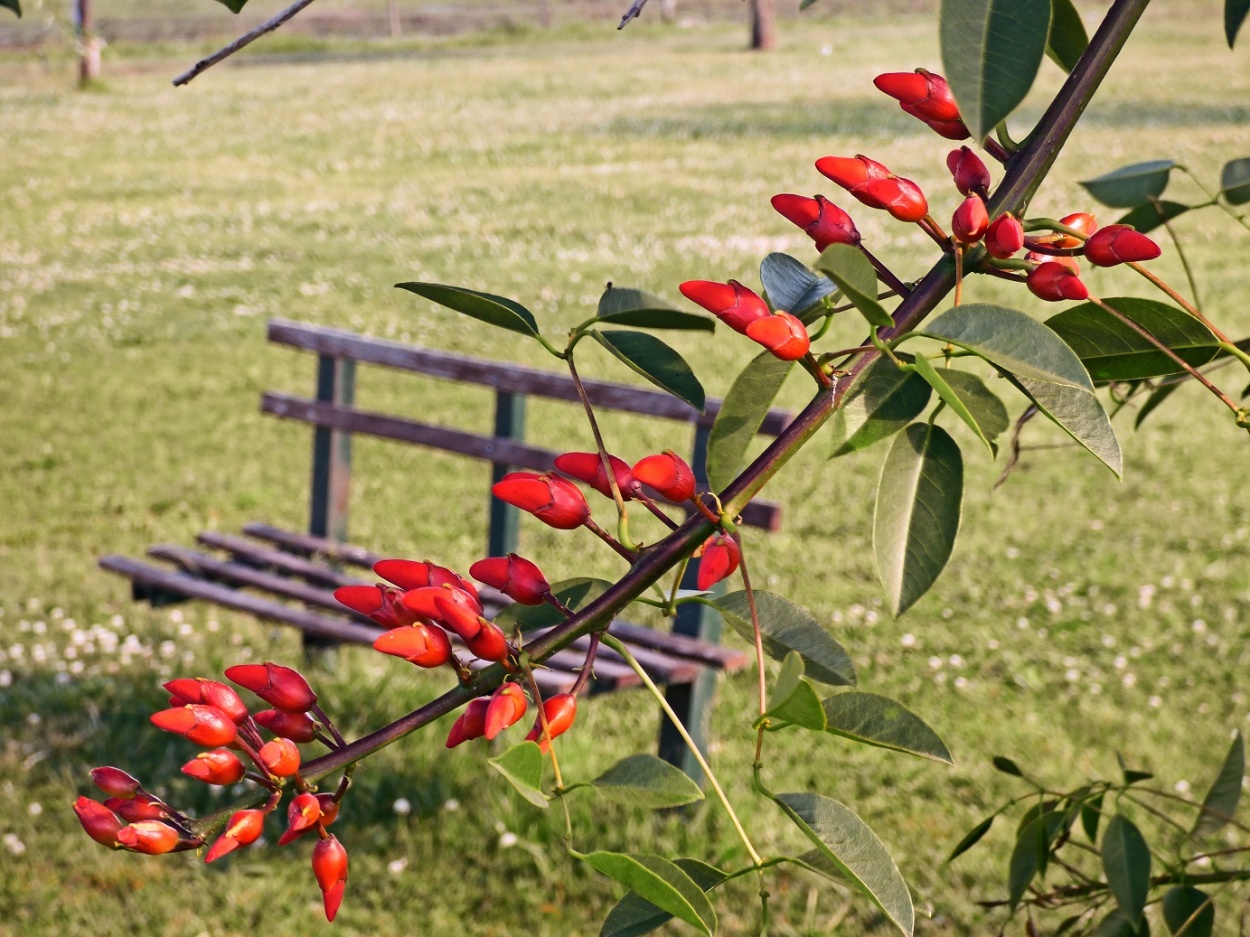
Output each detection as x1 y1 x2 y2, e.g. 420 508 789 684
487 390 527 557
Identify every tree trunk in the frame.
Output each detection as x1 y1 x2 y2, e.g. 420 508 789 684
659 0 676 23
77 0 100 85
387 0 401 37
748 0 774 50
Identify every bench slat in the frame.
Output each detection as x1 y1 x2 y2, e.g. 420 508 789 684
196 532 362 587
268 318 791 435
243 523 382 569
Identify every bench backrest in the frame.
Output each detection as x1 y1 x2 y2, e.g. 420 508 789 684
262 318 791 556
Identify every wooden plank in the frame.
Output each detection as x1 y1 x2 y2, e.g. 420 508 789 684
260 394 782 530
196 532 362 587
267 318 791 434
241 523 381 569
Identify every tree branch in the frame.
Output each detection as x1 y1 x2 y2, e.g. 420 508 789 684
172 0 319 87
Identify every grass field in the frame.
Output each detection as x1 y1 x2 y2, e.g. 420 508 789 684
3 5 1250 935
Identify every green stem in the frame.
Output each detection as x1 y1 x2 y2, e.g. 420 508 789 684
601 634 764 868
1149 196 1200 307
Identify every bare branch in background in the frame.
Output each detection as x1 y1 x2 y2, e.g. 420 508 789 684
617 0 649 29
172 0 318 87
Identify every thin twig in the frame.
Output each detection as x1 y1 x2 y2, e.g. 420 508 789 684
1149 195 1200 307
858 245 912 298
617 0 648 28
172 0 319 87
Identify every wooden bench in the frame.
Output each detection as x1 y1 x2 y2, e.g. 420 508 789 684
99 318 791 781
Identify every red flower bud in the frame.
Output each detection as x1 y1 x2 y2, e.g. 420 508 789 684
372 624 453 668
1026 251 1080 274
254 708 319 743
151 705 238 748
770 193 861 250
491 471 590 530
163 678 249 724
106 792 167 823
312 834 349 922
332 584 411 628
372 559 479 600
677 279 770 335
815 154 891 190
816 156 930 223
1054 211 1098 248
90 766 141 799
431 591 485 642
1083 225 1161 267
745 312 811 361
485 683 529 740
74 796 124 848
205 808 265 863
181 749 246 786
446 697 490 748
946 146 991 197
258 738 301 777
631 450 697 502
465 621 510 662
469 554 550 606
1027 261 1089 302
696 533 741 590
400 584 483 622
985 213 1025 259
277 792 323 847
554 451 636 501
524 693 578 754
874 69 969 139
225 662 317 714
117 820 181 855
952 195 989 244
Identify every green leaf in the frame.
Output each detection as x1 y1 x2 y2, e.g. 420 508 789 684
596 286 714 331
1116 200 1190 234
1091 909 1150 937
822 692 953 763
1081 791 1105 843
395 281 540 338
1134 377 1184 429
489 741 548 809
1118 752 1154 786
909 357 1007 454
775 794 913 935
601 859 727 937
495 577 611 632
1080 160 1175 209
584 853 717 936
939 0 1052 142
1045 298 1220 381
829 358 932 457
1 0 21 17
591 330 705 411
873 423 963 616
763 653 827 732
715 591 856 686
591 754 704 809
1012 375 1123 476
1162 886 1215 937
1007 813 1055 909
1192 730 1243 840
213 0 248 10
1046 0 1088 72
706 352 793 491
759 253 837 323
947 815 994 863
1102 814 1151 928
993 756 1024 777
1228 0 1250 47
1220 157 1250 205
814 244 892 328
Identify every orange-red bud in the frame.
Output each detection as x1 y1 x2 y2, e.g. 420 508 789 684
225 662 316 714
465 621 510 662
312 834 349 922
1053 212 1098 248
258 738 301 777
117 820 180 855
1027 262 1089 302
770 193 861 250
182 749 246 786
817 156 929 222
985 213 1025 259
105 792 167 822
333 584 413 628
946 146 991 197
873 69 969 139
678 280 770 335
205 808 265 863
90 766 142 799
254 708 319 743
524 694 578 753
697 533 741 591
164 678 249 724
745 312 811 361
401 583 482 622
372 623 454 668
150 704 238 747
631 450 696 502
446 697 490 748
952 195 989 244
485 683 529 740
1083 225 1161 266
491 472 590 530
74 796 125 848
554 451 636 501
373 559 479 600
431 591 485 642
469 554 550 606
277 792 323 847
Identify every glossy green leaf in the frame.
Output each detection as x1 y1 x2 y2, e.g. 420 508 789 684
822 692 953 763
1081 791 1105 843
829 358 932 456
1103 814 1151 928
706 352 793 491
495 577 611 632
601 859 727 937
716 591 856 686
1092 909 1150 937
759 253 837 323
1012 375 1123 476
993 755 1024 777
764 653 827 732
1162 886 1215 937
1117 200 1190 234
591 330 705 411
1192 730 1243 839
789 848 846 883
1 0 21 17
947 815 994 863
939 0 1052 142
1046 297 1220 381
584 853 717 936
1080 160 1175 208
395 281 540 338
1007 813 1059 909
910 357 1007 454
591 754 704 809
1228 0 1250 47
1046 0 1088 72
597 286 714 331
1221 157 1250 205
874 423 963 616
489 742 548 809
814 244 892 328
774 793 914 936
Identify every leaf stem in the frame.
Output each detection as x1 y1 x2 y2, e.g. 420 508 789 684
567 356 637 549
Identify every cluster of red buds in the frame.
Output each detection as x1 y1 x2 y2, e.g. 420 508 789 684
73 663 352 921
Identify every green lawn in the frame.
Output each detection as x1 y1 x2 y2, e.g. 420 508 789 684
3 6 1250 935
